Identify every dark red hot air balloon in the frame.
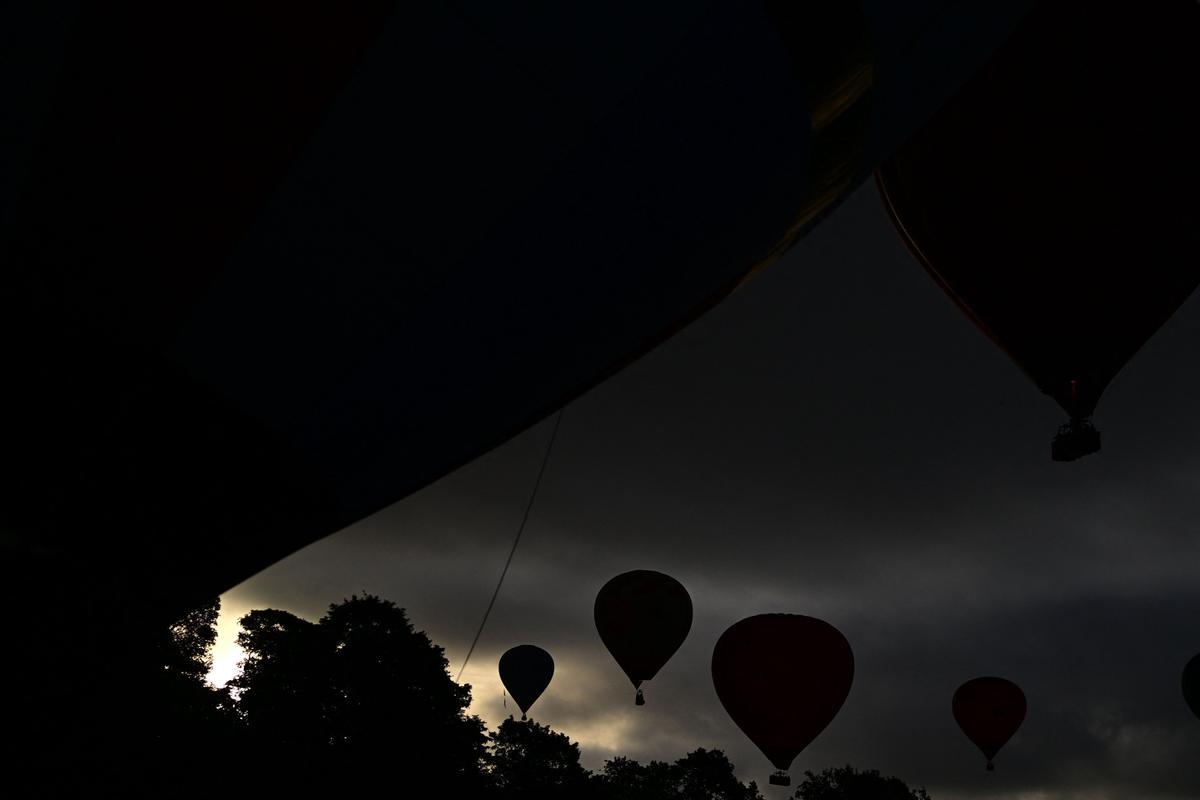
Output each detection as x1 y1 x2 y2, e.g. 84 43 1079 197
711 614 854 786
953 677 1026 771
1183 654 1200 722
594 571 692 705
498 645 554 720
877 0 1200 461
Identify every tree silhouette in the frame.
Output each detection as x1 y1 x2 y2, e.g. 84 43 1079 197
136 593 933 800
599 756 680 799
487 717 598 799
674 748 764 800
597 747 763 800
157 596 237 723
230 594 487 793
230 607 329 749
162 599 218 675
794 766 932 800
145 598 238 797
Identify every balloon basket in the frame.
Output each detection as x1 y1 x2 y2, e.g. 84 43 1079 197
635 688 645 706
768 771 791 786
1051 418 1100 462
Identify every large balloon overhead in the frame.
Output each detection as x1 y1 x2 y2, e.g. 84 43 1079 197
876 0 1200 461
1184 654 1200 722
2 0 1040 782
498 645 554 720
711 614 854 787
952 677 1026 771
594 571 693 705
2 0 1036 621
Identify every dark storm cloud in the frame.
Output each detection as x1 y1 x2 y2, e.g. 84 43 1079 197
218 184 1200 797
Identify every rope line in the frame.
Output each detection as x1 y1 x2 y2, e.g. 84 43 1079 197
456 409 565 681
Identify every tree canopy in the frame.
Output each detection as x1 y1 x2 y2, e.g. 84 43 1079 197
146 598 237 797
794 766 932 800
597 748 764 800
144 593 929 800
231 594 487 794
487 717 596 799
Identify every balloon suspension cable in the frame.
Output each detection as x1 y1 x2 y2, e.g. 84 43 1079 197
456 409 566 682
635 687 645 706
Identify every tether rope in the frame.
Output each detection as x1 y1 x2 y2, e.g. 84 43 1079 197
456 408 565 681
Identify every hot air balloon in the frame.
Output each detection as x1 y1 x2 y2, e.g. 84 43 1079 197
498 645 555 720
711 614 854 786
1184 654 1200 721
594 571 692 705
2 0 1036 630
876 0 1200 461
952 677 1026 771
3 0 1037 785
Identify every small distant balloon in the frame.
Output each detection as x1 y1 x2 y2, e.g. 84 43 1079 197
594 570 692 705
498 645 554 720
711 614 854 787
953 677 1026 771
1183 654 1200 721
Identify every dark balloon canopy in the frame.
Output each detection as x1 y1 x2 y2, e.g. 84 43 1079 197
2 1 1040 784
1 0 1034 628
711 614 854 786
876 0 1200 461
952 677 1026 771
498 645 554 720
594 571 693 705
1184 654 1200 721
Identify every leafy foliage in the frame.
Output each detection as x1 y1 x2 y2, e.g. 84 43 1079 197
596 747 764 800
154 597 235 728
487 717 596 799
794 765 932 800
231 594 487 793
164 598 219 679
147 598 238 797
143 594 930 800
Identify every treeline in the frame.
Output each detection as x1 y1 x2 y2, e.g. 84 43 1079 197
145 593 927 799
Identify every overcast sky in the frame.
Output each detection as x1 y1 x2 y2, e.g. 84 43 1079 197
208 183 1200 799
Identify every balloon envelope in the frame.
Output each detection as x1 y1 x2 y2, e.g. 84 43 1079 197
876 0 1200 460
1 1 1040 785
3 0 1035 621
594 571 692 700
953 677 1026 770
711 614 854 776
498 645 554 718
1184 654 1200 721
